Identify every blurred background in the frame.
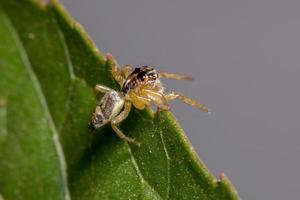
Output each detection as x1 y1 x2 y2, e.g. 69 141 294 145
60 1 300 199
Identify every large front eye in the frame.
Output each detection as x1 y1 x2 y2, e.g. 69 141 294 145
148 72 157 80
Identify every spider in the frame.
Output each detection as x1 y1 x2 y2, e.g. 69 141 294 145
89 54 210 146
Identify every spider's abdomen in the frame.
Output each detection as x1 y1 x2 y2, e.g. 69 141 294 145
122 66 159 93
89 91 124 131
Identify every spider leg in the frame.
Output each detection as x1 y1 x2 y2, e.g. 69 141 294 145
106 53 127 86
143 89 170 111
121 64 132 78
165 91 210 113
111 101 140 146
159 72 193 81
94 84 113 94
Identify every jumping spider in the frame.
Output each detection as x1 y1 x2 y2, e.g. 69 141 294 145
89 54 210 146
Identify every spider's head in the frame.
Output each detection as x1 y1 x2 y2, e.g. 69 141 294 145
122 66 159 93
135 66 158 83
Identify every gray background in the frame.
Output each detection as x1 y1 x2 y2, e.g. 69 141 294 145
60 0 300 199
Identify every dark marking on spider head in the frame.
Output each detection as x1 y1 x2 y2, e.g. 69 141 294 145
122 66 159 93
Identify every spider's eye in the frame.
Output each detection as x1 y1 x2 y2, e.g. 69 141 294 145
137 71 147 81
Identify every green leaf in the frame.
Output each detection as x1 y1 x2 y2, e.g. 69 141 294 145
0 0 240 199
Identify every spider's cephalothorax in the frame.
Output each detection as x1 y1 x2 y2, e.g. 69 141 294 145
89 54 210 146
121 66 160 94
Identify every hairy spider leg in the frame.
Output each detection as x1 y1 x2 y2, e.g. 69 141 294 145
142 89 170 111
159 72 193 81
165 91 210 113
121 64 133 78
106 54 133 86
111 101 140 146
94 84 114 93
106 53 125 86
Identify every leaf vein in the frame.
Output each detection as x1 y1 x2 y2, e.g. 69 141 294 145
159 128 171 200
126 144 164 199
2 13 71 200
54 17 76 80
